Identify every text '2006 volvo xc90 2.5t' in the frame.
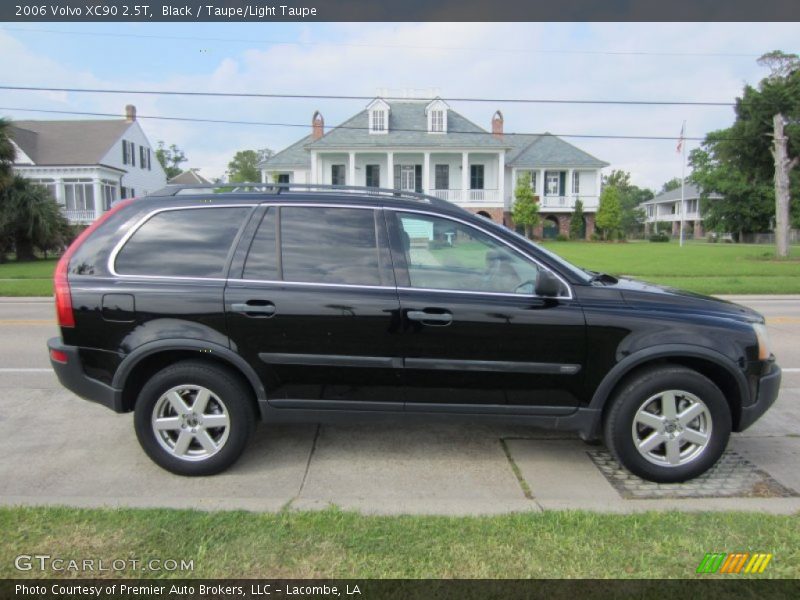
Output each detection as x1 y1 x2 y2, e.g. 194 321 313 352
48 183 781 482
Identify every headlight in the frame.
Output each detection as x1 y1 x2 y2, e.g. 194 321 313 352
753 323 772 361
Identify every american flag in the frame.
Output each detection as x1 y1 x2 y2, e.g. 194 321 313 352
676 122 685 154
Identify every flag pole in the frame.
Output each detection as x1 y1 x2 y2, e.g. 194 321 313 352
679 120 686 248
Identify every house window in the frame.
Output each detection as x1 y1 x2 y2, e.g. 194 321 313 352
29 179 57 201
139 146 145 169
331 164 346 186
572 171 580 194
129 141 136 167
530 171 537 191
434 164 449 190
470 165 484 190
546 172 560 196
277 173 290 183
101 180 118 211
430 110 444 133
365 164 380 188
370 110 386 134
63 179 95 212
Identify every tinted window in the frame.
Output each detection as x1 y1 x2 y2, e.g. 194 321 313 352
281 207 381 285
394 212 542 294
115 207 249 277
243 208 278 280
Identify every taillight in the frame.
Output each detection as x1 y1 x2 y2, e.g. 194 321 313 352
54 199 134 328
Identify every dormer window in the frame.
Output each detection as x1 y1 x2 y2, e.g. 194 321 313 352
425 97 449 134
366 98 390 135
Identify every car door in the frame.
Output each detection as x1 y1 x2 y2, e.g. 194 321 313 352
387 209 586 414
225 203 403 409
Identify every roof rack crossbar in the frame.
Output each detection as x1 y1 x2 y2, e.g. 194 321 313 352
153 182 450 205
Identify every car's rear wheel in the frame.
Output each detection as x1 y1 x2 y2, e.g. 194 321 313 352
604 365 731 483
134 361 255 476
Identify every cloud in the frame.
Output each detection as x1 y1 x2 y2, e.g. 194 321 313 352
1 22 799 187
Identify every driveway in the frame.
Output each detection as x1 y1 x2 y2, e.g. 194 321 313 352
1 296 798 515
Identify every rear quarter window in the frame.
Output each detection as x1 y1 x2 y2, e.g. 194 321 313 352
114 207 250 278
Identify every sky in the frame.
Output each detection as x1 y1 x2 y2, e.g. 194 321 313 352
0 21 798 190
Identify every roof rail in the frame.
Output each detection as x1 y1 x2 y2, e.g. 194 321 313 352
150 182 450 205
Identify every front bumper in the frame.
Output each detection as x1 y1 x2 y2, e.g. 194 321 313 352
737 362 782 431
48 337 125 412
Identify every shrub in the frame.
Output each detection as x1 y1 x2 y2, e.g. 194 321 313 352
555 233 569 241
649 233 670 242
589 232 601 242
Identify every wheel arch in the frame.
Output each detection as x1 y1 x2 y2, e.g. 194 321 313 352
113 339 266 413
589 345 748 434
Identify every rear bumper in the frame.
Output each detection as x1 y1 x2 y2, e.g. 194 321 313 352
737 363 782 432
48 337 124 413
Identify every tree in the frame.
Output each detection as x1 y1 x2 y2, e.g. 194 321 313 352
511 172 540 238
596 185 623 240
689 58 800 246
602 169 653 238
660 178 682 194
0 118 16 188
155 141 187 180
569 198 585 240
0 176 69 261
227 149 263 183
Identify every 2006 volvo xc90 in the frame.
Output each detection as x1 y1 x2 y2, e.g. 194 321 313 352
48 184 781 481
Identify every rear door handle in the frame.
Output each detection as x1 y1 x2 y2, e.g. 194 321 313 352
407 310 453 325
231 302 276 317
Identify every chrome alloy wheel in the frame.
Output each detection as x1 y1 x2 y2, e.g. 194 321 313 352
631 390 713 467
151 385 231 462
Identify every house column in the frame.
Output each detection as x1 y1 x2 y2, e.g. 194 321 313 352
422 151 430 195
310 152 318 185
92 177 103 219
498 151 505 208
539 168 546 199
386 151 394 189
54 177 65 206
596 170 603 199
568 168 575 200
461 152 469 200
349 152 356 187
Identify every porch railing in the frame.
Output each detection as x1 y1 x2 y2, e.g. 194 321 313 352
63 208 100 224
431 189 500 204
538 196 599 210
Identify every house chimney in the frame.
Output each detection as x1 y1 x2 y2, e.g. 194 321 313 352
491 110 503 139
125 104 137 122
312 111 324 140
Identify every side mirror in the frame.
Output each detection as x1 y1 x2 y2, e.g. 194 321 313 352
535 269 562 297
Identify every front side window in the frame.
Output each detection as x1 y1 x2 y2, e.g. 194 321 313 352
331 164 346 185
115 207 249 278
393 212 543 295
280 207 382 286
365 164 380 188
243 207 278 281
470 165 484 190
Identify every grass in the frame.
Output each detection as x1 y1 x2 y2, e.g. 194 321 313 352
1 242 799 296
1 506 798 579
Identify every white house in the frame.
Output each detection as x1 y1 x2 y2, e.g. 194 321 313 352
642 183 721 238
10 105 167 224
259 98 609 239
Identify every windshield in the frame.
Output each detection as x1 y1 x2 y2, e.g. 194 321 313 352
502 227 594 283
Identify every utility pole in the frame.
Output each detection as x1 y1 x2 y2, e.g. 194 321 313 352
772 113 798 258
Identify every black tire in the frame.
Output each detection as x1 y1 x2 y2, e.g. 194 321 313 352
603 365 731 483
134 361 256 476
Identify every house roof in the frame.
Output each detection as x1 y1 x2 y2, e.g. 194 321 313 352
306 101 507 150
505 133 609 168
10 119 132 166
168 169 212 185
642 183 722 205
258 135 313 169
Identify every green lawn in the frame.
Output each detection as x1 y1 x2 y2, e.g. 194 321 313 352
0 258 55 296
1 507 797 579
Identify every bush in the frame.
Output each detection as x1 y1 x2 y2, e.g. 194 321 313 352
555 233 569 241
649 233 670 242
589 232 600 242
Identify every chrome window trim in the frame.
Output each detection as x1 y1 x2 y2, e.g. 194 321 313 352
234 279 394 291
384 206 574 300
108 204 256 279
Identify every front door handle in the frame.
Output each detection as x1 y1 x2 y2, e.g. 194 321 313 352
407 310 453 325
231 302 276 317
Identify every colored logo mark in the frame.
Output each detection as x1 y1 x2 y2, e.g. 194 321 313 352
696 552 772 574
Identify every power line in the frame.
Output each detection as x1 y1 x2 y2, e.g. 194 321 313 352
0 26 770 59
0 105 713 142
0 85 736 107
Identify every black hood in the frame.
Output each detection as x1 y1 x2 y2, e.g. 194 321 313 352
605 277 763 323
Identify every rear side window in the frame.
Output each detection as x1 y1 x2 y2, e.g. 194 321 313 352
242 207 278 280
114 207 250 278
280 206 381 286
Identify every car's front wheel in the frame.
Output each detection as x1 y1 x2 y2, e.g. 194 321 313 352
134 361 255 476
604 365 731 483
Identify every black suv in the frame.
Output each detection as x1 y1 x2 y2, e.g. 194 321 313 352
48 184 781 482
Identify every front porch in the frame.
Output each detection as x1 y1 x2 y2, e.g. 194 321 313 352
309 150 506 208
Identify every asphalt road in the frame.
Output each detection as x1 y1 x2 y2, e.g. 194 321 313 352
0 296 798 514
